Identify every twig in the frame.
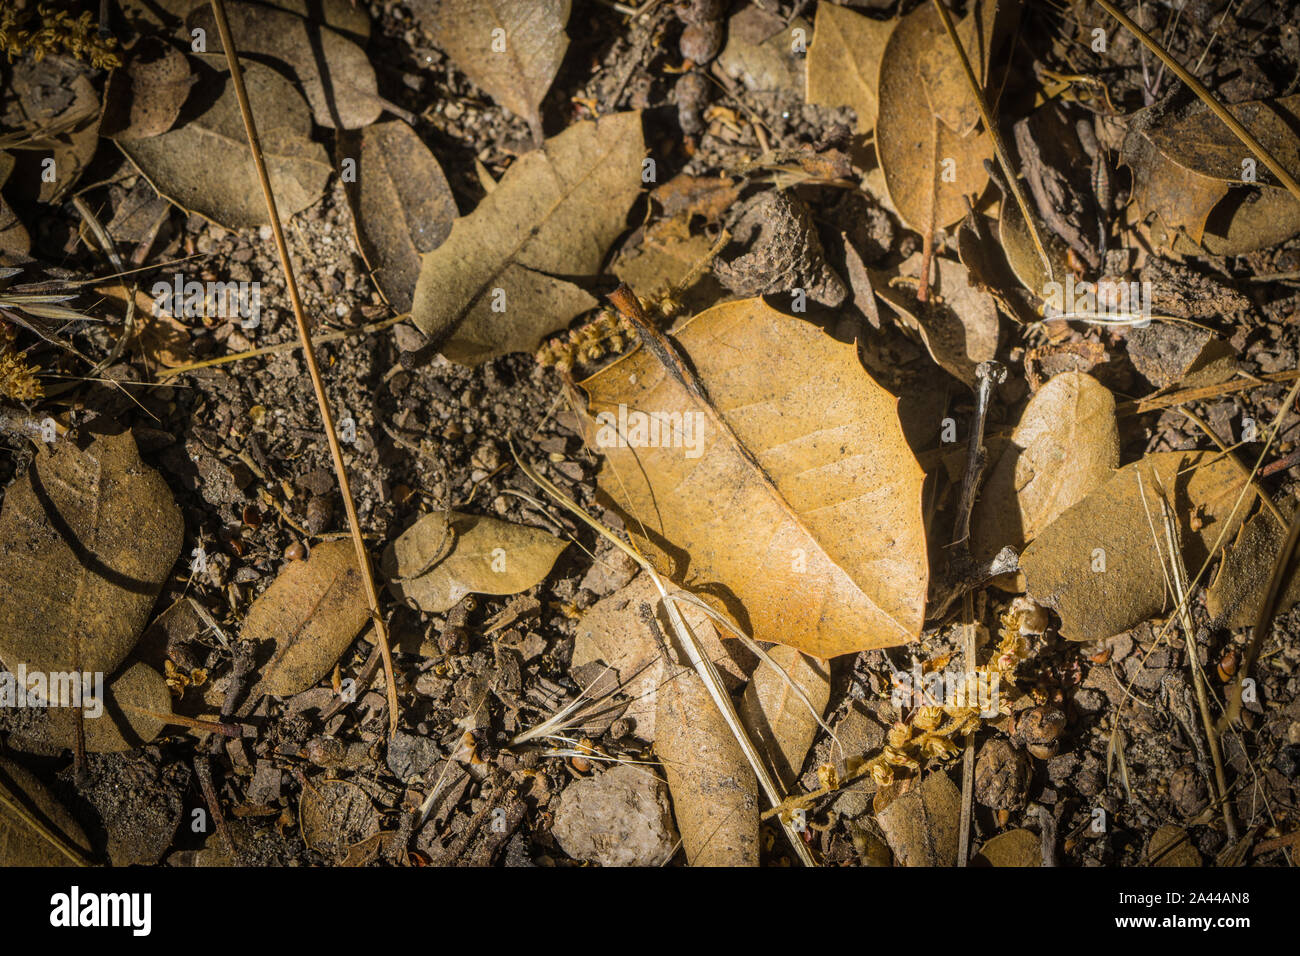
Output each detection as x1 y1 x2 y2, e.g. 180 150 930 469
156 313 406 378
1158 495 1237 841
208 0 399 736
1093 0 1300 202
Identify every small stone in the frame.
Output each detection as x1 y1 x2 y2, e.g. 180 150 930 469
551 764 678 867
386 732 441 782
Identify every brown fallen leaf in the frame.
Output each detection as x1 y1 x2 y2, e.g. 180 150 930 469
582 297 928 657
1147 823 1201 866
918 0 1020 137
572 572 751 741
299 778 380 863
1021 451 1257 641
32 663 172 754
13 58 101 204
805 3 894 133
102 38 195 140
973 827 1041 866
971 371 1119 561
0 431 183 678
738 644 830 789
119 61 330 230
870 253 1001 387
1126 323 1238 390
1124 94 1300 252
0 757 94 866
420 0 570 141
1207 508 1295 630
382 511 568 614
612 218 721 312
341 120 457 312
717 5 809 95
189 1 382 129
244 539 370 698
875 770 961 866
410 112 644 364
656 647 760 866
875 3 993 231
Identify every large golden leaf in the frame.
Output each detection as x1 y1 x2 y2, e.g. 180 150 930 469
580 298 928 658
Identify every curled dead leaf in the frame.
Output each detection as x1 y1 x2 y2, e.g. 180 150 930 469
383 511 568 614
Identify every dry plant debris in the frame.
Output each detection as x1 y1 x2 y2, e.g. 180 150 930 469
0 0 1299 876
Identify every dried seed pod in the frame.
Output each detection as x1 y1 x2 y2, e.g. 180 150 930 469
1017 705 1066 760
974 738 1031 810
306 495 333 534
675 70 710 137
677 0 725 27
680 20 723 64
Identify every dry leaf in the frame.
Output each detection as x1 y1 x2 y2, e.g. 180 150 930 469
244 540 371 698
656 652 759 866
805 3 894 133
919 0 1020 137
738 644 829 789
971 371 1119 560
0 431 183 677
1126 323 1238 390
189 1 382 129
612 219 720 310
871 253 1000 387
973 827 1040 866
1148 823 1200 866
875 3 992 231
717 5 809 95
422 0 570 140
875 770 961 866
0 757 93 867
299 778 380 863
36 663 172 753
1021 451 1257 641
119 61 330 230
572 572 751 741
342 120 457 312
382 511 567 614
1124 94 1300 251
13 58 101 204
410 112 644 364
582 297 928 658
1207 508 1295 630
102 39 194 140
